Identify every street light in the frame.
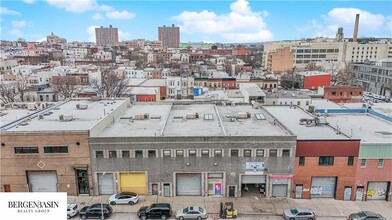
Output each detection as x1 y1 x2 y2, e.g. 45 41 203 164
99 172 106 220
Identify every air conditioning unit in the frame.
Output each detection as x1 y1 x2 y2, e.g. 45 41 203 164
59 114 73 122
76 104 88 110
134 113 149 120
186 112 199 119
237 112 250 119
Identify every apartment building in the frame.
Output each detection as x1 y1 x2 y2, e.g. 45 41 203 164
266 47 294 73
95 25 119 46
166 76 194 99
158 24 180 48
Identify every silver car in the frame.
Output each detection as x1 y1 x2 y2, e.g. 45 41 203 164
283 208 316 220
175 206 208 220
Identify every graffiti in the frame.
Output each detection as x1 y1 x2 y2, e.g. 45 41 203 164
367 188 386 197
311 186 323 195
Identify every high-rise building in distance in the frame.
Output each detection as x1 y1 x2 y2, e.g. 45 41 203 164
158 24 180 48
95 25 119 46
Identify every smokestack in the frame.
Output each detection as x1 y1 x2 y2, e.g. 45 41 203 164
353 14 360 42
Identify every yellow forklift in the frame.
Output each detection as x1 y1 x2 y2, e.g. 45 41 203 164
219 202 237 219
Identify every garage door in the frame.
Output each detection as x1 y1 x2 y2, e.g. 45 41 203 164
176 173 202 196
367 182 389 200
272 184 288 197
98 173 114 195
120 173 147 195
242 175 266 184
28 171 57 192
311 177 336 198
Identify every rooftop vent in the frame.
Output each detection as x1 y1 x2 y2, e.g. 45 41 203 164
237 112 251 119
134 113 149 120
59 114 73 122
186 112 199 119
76 104 88 110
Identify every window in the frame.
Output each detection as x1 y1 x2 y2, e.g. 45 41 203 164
378 159 384 168
96 151 104 158
109 151 117 158
361 159 366 167
348 156 354 166
122 150 130 158
148 150 156 157
269 149 277 157
14 147 39 154
188 150 196 157
256 149 264 157
201 150 209 157
282 149 290 157
163 150 171 157
135 150 143 158
44 146 68 153
231 149 239 157
214 149 222 157
319 156 334 165
332 92 336 96
243 149 251 157
176 150 184 157
299 156 305 166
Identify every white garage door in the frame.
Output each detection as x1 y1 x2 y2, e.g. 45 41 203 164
28 171 57 192
367 182 389 200
272 184 288 197
98 173 114 195
311 177 336 198
176 173 202 196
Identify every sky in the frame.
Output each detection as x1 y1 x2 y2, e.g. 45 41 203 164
0 0 391 43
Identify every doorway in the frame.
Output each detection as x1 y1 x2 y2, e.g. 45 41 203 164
229 186 235 197
295 185 303 199
163 183 170 197
152 184 158 195
76 169 89 195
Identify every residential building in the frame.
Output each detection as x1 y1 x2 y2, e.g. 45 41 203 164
266 47 293 73
158 24 180 48
95 25 119 46
321 86 364 103
265 90 312 109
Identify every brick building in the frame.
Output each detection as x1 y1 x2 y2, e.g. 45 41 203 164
322 86 364 103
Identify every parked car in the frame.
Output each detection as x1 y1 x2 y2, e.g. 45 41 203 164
79 204 113 219
67 203 79 219
175 206 208 220
108 192 139 205
347 211 385 220
283 208 316 220
137 203 172 220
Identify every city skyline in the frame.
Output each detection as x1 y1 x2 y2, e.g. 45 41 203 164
0 0 391 43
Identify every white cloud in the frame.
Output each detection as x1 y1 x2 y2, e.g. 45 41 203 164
172 0 272 42
35 37 47 42
118 30 131 41
46 0 97 13
87 25 99 42
9 29 23 36
92 13 104 20
106 10 135 20
11 20 27 28
0 7 20 15
307 8 388 38
98 5 114 12
23 0 36 4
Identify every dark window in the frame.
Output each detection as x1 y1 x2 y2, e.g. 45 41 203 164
188 150 196 157
135 150 143 158
269 149 277 157
14 147 39 154
44 146 68 153
163 150 171 157
96 151 104 158
299 156 305 166
231 149 239 157
243 149 251 157
282 149 290 157
201 150 209 157
361 159 366 167
256 149 264 157
214 149 222 157
122 150 130 158
348 156 354 166
332 92 336 95
148 150 156 157
109 151 117 158
319 156 334 165
176 150 184 157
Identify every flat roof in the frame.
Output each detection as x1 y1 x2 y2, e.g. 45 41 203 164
311 99 342 109
126 78 147 86
140 79 166 87
325 114 392 143
264 106 350 140
2 99 127 132
1 109 30 126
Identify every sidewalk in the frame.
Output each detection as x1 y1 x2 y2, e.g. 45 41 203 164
68 195 392 219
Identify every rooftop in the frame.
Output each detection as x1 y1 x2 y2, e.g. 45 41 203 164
140 79 166 87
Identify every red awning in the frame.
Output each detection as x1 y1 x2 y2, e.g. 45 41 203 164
269 174 293 179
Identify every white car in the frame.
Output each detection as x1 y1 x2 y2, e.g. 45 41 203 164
175 206 208 220
108 192 139 205
67 203 79 219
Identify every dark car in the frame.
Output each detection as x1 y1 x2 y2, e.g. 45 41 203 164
79 204 113 219
137 203 172 220
347 211 385 220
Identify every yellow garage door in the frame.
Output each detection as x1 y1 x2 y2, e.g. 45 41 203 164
120 173 147 195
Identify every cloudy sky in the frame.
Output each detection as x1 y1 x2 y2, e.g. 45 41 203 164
1 0 391 43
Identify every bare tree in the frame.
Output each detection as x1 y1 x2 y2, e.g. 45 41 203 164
90 67 129 98
15 76 29 102
0 82 18 104
279 72 301 89
52 76 78 99
306 62 324 71
336 63 354 86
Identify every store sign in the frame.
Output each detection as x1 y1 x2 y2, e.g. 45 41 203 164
245 162 264 170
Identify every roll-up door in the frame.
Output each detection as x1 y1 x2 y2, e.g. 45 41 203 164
28 171 57 192
120 173 147 195
176 173 202 196
311 177 336 198
367 182 389 200
98 173 114 195
241 175 266 184
272 184 288 197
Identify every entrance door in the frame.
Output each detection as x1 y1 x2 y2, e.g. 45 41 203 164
152 184 158 195
344 186 352 201
4 185 11 192
295 185 303 199
229 186 235 197
76 169 89 195
356 186 364 201
215 183 222 195
163 184 170 197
